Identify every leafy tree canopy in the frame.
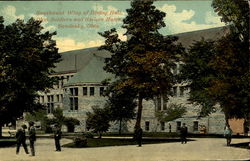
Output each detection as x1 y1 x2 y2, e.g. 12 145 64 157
99 0 184 129
104 80 137 134
86 106 110 138
155 103 187 122
180 0 249 120
0 17 61 129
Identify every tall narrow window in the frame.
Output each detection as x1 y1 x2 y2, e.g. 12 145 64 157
56 95 60 102
90 87 95 96
145 121 150 131
100 87 104 96
193 121 199 131
69 88 78 111
47 95 54 114
83 87 88 96
157 96 161 111
160 122 165 131
177 121 181 131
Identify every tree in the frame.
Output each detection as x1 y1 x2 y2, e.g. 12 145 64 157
180 0 249 122
104 80 137 135
155 103 187 123
25 109 48 130
99 0 184 133
26 108 80 133
86 106 111 138
0 17 61 137
180 39 218 117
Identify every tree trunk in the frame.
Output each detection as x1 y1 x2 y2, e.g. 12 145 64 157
0 124 2 138
134 93 143 138
119 118 122 135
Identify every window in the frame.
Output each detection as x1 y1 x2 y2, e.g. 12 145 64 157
61 94 63 102
90 87 95 96
100 87 105 96
180 86 185 97
157 96 161 111
145 121 150 131
70 88 78 96
47 103 54 114
47 95 54 114
176 121 181 131
56 95 60 102
60 77 64 87
160 122 165 131
173 87 177 97
69 88 78 111
83 87 88 96
193 121 199 131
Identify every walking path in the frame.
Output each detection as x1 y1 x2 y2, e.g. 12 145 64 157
0 138 249 161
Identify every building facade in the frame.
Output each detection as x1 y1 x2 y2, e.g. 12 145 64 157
37 27 229 134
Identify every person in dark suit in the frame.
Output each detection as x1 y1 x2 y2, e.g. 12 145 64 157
16 125 29 155
54 124 62 151
135 127 143 147
28 121 36 156
180 123 188 144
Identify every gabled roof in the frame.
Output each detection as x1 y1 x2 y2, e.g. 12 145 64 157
64 55 113 86
54 47 110 74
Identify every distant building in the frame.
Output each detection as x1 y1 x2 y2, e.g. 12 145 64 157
37 27 230 134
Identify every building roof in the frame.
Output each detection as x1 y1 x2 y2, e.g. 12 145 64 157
64 55 113 86
174 26 227 48
54 47 110 74
54 26 227 86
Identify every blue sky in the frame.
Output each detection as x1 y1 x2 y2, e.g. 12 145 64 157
0 1 225 52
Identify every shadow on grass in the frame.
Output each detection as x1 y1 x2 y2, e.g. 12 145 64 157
62 138 194 148
0 137 16 148
230 142 250 150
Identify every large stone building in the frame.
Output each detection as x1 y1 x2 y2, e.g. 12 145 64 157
38 27 229 134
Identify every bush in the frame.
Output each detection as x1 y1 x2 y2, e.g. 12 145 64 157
84 132 94 138
73 137 87 147
45 126 53 133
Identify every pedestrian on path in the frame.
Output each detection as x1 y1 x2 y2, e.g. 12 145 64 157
224 124 233 146
16 124 29 155
54 124 62 151
180 123 188 144
168 123 172 133
28 121 36 156
135 127 143 147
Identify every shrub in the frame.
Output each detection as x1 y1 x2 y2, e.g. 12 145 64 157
73 137 87 147
84 132 94 138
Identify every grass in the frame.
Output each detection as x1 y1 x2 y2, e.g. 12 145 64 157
0 137 16 147
62 138 184 148
63 132 180 138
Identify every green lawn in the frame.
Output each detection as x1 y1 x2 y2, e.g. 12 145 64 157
0 138 16 147
62 138 183 148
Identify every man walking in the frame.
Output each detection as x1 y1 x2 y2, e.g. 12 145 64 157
28 121 36 156
16 125 29 155
54 124 62 151
224 124 233 146
135 127 143 147
180 123 188 144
